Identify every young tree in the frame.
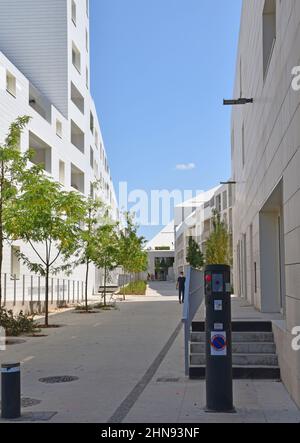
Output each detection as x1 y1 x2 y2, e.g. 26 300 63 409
91 222 119 306
118 213 147 299
186 237 204 269
0 116 36 306
75 197 104 311
205 211 232 266
5 173 86 326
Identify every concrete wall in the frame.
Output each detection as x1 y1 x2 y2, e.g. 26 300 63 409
231 0 300 407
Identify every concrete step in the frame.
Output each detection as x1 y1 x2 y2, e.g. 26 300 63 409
190 331 275 343
192 321 273 332
190 353 278 367
189 365 281 380
190 342 276 355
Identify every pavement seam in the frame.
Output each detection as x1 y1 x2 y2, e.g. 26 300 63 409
108 321 183 423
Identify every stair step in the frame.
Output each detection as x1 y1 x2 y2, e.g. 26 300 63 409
192 321 273 333
190 353 278 366
189 365 281 380
190 331 275 343
190 342 276 354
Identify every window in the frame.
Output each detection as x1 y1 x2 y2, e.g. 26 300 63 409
71 0 77 25
90 147 94 168
90 182 94 199
95 129 99 148
71 120 85 153
90 112 94 134
6 71 16 97
72 42 81 73
59 160 65 185
71 82 85 114
86 67 89 89
11 246 20 279
215 194 221 212
263 0 276 79
56 119 63 138
86 29 89 52
222 191 228 211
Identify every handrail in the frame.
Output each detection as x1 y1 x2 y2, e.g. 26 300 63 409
182 267 204 375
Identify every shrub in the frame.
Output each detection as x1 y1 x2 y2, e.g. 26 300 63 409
120 281 147 296
0 308 39 337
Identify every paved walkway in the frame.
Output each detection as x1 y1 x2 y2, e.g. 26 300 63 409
0 282 299 423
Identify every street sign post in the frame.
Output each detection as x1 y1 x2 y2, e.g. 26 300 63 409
204 264 235 413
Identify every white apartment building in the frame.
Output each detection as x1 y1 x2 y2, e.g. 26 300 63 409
145 222 175 281
174 185 233 275
0 0 118 309
231 0 300 406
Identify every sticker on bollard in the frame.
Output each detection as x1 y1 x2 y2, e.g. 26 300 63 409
210 332 227 356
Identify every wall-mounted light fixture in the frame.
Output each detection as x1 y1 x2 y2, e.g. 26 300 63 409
223 98 253 106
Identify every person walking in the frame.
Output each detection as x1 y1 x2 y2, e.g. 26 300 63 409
176 272 186 304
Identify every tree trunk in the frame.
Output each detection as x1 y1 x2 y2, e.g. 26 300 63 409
122 268 126 301
45 265 49 327
103 265 107 307
85 259 89 311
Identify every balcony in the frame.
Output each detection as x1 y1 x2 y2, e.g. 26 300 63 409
29 132 52 173
71 120 85 153
71 163 84 194
29 84 51 123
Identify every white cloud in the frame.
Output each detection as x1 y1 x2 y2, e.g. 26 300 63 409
175 163 196 171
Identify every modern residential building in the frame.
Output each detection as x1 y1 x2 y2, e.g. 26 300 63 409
174 185 233 275
145 222 175 281
231 0 300 407
0 0 118 309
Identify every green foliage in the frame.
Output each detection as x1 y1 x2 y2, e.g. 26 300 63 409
90 222 120 306
74 193 104 311
120 280 147 296
0 116 37 305
118 212 148 299
4 170 86 325
205 211 232 266
0 308 39 337
186 237 204 269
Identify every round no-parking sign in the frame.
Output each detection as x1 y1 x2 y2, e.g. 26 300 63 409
210 332 227 356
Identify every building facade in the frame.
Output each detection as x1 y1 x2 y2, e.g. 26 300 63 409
174 185 233 275
231 0 300 406
145 222 175 281
0 0 118 309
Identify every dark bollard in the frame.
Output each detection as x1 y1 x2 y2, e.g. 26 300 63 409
1 363 21 419
204 265 235 413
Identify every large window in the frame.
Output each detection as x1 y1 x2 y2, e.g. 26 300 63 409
263 0 276 79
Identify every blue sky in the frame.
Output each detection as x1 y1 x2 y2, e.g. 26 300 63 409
90 0 242 241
